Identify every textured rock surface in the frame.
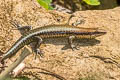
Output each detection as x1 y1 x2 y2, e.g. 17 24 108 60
0 0 120 80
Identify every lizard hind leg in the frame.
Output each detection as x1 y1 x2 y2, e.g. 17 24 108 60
11 21 32 35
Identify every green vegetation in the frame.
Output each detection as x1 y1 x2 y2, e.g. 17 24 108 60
79 76 97 80
83 0 100 6
78 73 104 80
37 0 53 10
5 76 29 80
37 0 100 10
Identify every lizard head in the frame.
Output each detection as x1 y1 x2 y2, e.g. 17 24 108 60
76 27 107 39
91 28 107 38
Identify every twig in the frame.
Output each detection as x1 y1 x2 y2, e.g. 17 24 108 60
0 46 32 80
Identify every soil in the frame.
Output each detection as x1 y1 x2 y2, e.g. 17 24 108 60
0 0 120 80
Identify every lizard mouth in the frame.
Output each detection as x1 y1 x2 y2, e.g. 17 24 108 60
95 28 107 37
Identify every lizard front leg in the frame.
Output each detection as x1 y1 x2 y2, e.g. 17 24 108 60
11 21 32 35
31 36 43 59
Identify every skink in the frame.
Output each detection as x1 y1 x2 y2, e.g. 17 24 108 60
0 24 106 63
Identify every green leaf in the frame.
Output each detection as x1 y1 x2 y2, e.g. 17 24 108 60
37 0 53 10
48 6 54 10
43 0 52 4
83 0 100 6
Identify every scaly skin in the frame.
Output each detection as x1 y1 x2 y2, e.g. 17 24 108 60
0 24 106 62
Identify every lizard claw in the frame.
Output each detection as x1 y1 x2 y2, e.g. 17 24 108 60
34 49 44 59
71 44 80 51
